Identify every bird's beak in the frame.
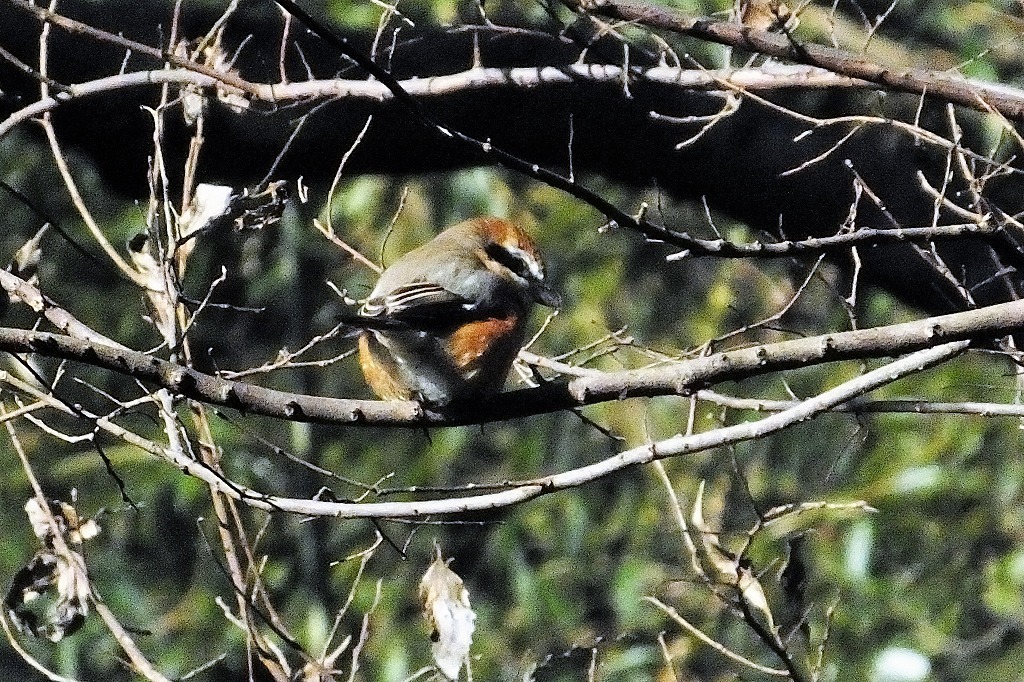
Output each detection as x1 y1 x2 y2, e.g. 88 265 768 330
532 281 562 309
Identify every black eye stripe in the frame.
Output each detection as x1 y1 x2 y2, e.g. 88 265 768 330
485 243 535 279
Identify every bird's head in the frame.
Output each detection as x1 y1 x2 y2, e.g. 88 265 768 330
465 217 561 309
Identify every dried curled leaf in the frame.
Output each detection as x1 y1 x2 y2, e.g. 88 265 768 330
126 231 176 346
739 0 799 32
231 181 289 232
178 181 290 238
778 534 811 643
737 565 777 638
419 548 476 680
688 480 740 583
5 498 99 641
688 481 778 640
10 224 48 279
176 36 250 126
179 183 235 237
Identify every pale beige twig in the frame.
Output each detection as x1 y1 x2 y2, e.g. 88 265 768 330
645 597 789 676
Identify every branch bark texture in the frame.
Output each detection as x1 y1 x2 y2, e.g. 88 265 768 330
1 300 1021 427
566 0 1024 119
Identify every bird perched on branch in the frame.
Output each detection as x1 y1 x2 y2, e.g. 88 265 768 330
354 217 560 405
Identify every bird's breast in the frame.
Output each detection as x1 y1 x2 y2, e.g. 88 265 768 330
446 315 521 369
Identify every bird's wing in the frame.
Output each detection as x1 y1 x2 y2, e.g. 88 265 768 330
360 281 474 323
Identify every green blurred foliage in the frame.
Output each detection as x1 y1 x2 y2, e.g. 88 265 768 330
2 0 1024 680
5 151 1019 679
0 161 1006 679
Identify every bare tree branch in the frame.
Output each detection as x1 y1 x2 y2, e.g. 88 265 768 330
563 0 1024 120
130 340 973 517
0 300 1021 426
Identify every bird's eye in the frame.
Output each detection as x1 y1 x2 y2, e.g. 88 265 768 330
485 243 538 280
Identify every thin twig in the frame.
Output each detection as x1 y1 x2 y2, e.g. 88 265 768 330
645 597 789 676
